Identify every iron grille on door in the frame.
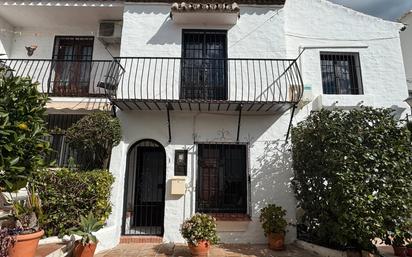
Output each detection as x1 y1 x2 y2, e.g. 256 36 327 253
181 30 227 100
197 144 247 213
123 140 166 236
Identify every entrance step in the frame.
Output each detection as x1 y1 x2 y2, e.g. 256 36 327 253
120 236 163 244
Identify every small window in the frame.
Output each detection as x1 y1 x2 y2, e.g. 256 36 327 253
197 144 247 214
320 52 363 95
174 150 188 176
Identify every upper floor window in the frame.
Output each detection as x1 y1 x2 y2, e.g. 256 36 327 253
51 36 94 96
320 52 363 95
181 30 227 100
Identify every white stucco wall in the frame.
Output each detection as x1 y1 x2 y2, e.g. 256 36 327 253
0 15 13 58
285 0 410 112
400 12 412 91
101 0 410 252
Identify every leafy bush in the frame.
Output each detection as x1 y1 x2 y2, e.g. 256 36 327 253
259 204 288 237
65 112 121 170
31 168 114 237
180 213 219 246
292 107 412 251
0 68 50 192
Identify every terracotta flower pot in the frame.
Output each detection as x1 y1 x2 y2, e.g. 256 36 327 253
268 232 285 251
407 247 412 257
188 240 210 256
73 241 98 257
393 245 407 257
8 229 44 257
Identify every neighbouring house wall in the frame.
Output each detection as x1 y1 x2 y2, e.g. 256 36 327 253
285 0 410 115
9 26 119 59
0 16 13 58
401 12 412 91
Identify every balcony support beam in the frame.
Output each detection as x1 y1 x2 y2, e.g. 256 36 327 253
285 104 297 142
236 104 243 143
167 103 173 143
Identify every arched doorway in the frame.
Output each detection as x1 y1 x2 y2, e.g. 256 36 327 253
122 139 166 236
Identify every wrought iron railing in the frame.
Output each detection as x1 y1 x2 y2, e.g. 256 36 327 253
0 59 117 97
106 57 304 103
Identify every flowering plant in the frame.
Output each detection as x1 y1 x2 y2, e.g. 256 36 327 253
180 213 219 246
0 228 15 257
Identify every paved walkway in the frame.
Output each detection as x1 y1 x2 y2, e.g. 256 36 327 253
95 243 321 257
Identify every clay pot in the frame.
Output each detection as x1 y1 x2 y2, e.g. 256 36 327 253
406 247 412 257
393 245 407 257
346 249 361 257
188 240 210 256
73 241 98 257
8 230 44 257
268 232 285 251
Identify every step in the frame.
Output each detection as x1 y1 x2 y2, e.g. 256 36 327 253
35 243 67 257
120 236 163 244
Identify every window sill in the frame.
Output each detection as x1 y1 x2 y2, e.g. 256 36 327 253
208 213 251 221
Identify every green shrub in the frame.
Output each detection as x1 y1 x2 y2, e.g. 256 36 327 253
292 107 412 252
259 204 288 237
32 168 114 237
0 68 50 192
65 112 121 170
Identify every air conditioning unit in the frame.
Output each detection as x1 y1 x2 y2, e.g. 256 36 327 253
98 20 122 45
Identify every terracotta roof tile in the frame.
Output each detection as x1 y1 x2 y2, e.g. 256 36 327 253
127 0 285 5
171 2 240 13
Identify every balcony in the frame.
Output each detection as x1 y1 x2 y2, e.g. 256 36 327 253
0 59 114 98
106 57 304 113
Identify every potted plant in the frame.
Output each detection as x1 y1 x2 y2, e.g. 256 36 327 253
259 204 288 251
1 187 44 257
180 213 219 256
385 228 411 257
406 242 412 257
70 213 104 257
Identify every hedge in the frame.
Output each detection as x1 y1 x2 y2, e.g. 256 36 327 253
291 107 412 252
32 169 114 237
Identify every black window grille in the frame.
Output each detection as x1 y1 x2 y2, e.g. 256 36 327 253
320 52 363 95
45 114 85 167
181 30 227 100
196 144 247 214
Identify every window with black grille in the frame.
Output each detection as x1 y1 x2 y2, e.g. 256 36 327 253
196 144 247 214
320 52 363 95
45 114 85 167
181 30 227 100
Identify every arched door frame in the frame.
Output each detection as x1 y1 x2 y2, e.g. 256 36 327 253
122 139 166 236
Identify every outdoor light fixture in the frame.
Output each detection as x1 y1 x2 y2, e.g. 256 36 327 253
174 150 188 176
25 45 37 57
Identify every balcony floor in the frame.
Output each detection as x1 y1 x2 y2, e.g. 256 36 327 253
112 99 295 113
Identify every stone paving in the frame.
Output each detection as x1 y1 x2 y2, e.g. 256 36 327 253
95 243 321 257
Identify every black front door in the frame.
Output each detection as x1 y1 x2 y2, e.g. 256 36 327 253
123 140 166 236
181 30 227 100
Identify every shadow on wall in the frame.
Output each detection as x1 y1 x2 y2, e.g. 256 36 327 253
124 5 277 46
250 139 294 220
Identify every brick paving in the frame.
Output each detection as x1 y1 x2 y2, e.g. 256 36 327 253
95 243 321 257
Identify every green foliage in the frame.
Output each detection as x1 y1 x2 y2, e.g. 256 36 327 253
0 67 50 192
407 121 412 139
291 107 412 251
70 212 104 245
65 112 121 170
31 168 114 237
11 186 43 233
180 213 219 246
259 204 288 237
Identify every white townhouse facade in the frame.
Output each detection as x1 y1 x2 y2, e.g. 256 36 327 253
0 0 410 252
400 11 412 100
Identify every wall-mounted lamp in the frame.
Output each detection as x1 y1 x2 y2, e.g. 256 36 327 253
25 45 37 57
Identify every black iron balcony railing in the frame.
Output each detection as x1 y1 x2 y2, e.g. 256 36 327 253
0 59 116 97
105 57 304 105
